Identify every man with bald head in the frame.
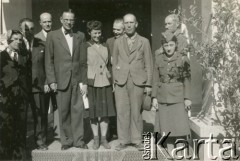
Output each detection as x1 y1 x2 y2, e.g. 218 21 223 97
112 13 153 151
35 12 52 41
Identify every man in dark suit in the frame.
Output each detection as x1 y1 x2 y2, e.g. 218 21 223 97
45 9 88 150
19 18 50 150
112 13 153 151
35 12 60 140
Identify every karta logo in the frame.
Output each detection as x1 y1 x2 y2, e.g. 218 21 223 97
142 132 239 160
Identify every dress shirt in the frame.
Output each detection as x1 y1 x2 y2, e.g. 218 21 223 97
125 32 137 50
62 27 73 56
23 37 33 52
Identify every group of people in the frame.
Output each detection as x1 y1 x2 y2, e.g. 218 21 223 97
0 8 192 160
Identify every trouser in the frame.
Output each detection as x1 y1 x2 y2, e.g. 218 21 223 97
114 75 144 144
57 81 84 147
31 92 49 146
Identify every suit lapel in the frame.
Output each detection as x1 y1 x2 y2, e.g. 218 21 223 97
57 29 71 55
72 33 79 55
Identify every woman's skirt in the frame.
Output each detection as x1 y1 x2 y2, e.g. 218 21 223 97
85 85 116 119
154 102 190 137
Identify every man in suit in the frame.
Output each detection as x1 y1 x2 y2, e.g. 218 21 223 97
35 12 52 42
19 18 50 150
45 9 88 150
35 12 60 140
106 18 124 57
155 14 188 55
112 13 153 151
106 18 124 140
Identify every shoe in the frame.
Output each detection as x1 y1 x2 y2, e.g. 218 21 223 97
134 143 144 151
75 143 88 149
93 136 100 150
61 145 71 150
37 144 48 151
115 143 127 151
101 136 111 149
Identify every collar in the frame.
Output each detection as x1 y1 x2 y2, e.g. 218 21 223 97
61 27 73 37
125 32 137 40
42 29 48 38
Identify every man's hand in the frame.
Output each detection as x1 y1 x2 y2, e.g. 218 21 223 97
144 87 152 95
79 83 87 96
152 98 158 110
112 83 115 92
184 99 192 110
50 83 57 93
44 85 50 93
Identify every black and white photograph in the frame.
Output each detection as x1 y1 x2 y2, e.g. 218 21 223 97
0 0 240 160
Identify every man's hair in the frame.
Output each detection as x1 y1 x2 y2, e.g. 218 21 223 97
167 14 180 24
113 18 124 25
19 18 34 27
61 9 75 17
39 12 52 21
87 20 102 33
123 13 137 22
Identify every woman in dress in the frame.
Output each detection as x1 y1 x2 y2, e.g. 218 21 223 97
152 31 191 152
82 20 115 150
0 30 29 160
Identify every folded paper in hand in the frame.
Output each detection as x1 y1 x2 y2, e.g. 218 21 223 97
80 83 89 109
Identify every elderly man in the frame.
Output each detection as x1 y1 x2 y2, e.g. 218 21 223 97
45 9 87 150
106 18 124 56
112 13 153 151
35 12 60 140
35 12 52 41
156 14 188 54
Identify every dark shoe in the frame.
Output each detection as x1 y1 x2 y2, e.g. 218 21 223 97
93 136 100 150
115 143 127 151
75 143 88 149
134 143 144 151
61 145 71 150
37 144 48 151
101 136 111 149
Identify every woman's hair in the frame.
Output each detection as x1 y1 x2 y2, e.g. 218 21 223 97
7 30 23 44
87 20 102 33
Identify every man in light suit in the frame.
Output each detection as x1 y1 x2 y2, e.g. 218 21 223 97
35 12 60 140
45 9 88 150
112 13 153 151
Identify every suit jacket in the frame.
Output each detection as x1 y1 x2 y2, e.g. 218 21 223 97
112 33 153 86
35 30 46 42
106 37 115 56
152 51 191 103
45 28 86 90
32 38 46 92
81 41 111 87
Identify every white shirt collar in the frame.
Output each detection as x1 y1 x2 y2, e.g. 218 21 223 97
42 29 48 38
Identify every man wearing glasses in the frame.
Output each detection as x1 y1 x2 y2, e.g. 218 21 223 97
45 9 88 150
